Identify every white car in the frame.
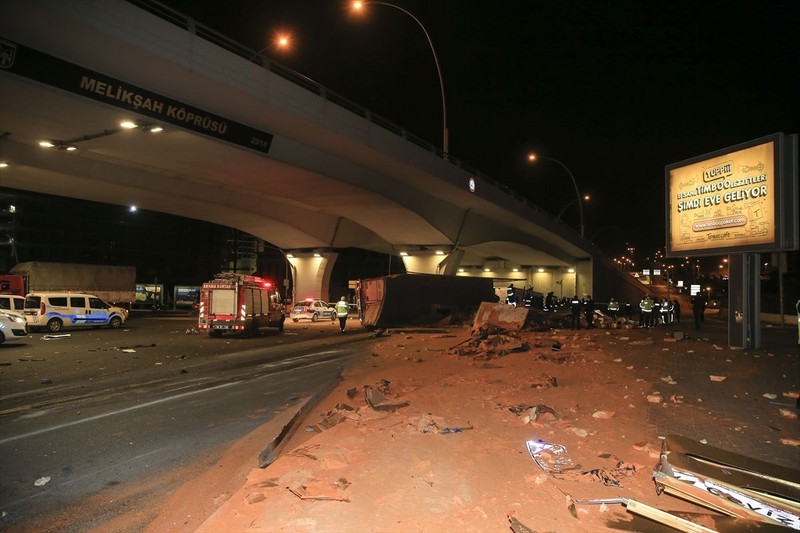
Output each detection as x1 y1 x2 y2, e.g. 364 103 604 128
289 299 336 322
0 309 28 344
0 294 25 316
23 292 128 332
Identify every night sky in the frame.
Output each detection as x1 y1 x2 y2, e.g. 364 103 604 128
159 0 799 258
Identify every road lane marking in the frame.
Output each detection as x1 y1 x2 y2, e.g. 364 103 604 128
0 381 240 445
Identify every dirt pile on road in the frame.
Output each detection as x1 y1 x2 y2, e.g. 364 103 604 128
147 322 799 533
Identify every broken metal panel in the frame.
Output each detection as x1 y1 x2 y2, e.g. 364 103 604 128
661 435 800 505
472 302 529 333
656 435 800 530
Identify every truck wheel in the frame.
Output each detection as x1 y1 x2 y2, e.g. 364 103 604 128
311 313 319 322
292 318 299 322
46 318 63 333
108 316 123 329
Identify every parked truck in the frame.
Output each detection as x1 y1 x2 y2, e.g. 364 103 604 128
359 273 497 329
0 261 136 305
197 272 285 337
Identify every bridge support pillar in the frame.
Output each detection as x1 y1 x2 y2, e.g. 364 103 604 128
287 252 338 303
438 249 465 276
401 252 460 275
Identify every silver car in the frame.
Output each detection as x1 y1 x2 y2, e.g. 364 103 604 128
0 309 28 344
290 299 336 322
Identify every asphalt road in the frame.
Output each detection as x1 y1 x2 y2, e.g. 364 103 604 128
0 313 373 530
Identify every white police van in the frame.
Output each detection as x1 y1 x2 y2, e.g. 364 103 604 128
23 292 129 332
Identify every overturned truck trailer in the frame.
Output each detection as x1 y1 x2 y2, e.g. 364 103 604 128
359 273 497 329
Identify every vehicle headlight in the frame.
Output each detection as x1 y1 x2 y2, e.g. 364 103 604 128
3 314 26 324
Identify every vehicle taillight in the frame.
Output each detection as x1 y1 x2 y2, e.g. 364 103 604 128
40 302 46 314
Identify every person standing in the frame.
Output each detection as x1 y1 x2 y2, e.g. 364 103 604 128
639 295 653 328
672 299 681 324
506 283 517 306
660 298 672 325
607 297 619 320
584 295 596 329
692 293 706 330
570 295 583 330
545 291 556 312
336 296 349 332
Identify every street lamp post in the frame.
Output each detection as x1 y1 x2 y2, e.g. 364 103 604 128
527 154 585 238
352 1 448 156
556 195 590 223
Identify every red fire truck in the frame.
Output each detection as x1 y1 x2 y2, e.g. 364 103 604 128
197 273 285 337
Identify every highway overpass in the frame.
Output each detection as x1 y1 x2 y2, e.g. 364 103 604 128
0 0 644 303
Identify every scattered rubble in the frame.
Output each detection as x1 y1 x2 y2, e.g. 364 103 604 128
363 385 408 412
184 314 798 533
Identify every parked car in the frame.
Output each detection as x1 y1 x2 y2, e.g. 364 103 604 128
0 294 26 316
290 298 336 322
23 292 129 332
0 309 28 344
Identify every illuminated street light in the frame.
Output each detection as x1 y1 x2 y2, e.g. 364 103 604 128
351 1 449 156
527 153 585 238
249 31 294 61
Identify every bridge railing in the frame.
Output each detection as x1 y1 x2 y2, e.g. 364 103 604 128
128 0 577 235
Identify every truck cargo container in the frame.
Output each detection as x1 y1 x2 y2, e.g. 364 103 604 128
359 273 497 329
1 261 136 305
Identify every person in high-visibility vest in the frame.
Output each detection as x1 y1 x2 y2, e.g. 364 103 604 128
607 298 620 324
639 295 654 328
336 296 349 333
661 299 673 325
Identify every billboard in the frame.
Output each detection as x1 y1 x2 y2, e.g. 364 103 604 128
665 133 798 256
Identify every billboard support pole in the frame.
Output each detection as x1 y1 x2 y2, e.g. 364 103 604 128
728 253 761 349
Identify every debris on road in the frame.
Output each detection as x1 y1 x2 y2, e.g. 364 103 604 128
471 302 529 333
530 374 558 389
288 482 350 502
34 476 51 487
526 440 581 473
414 414 473 434
574 497 719 532
41 334 71 340
654 434 800 530
507 515 535 533
364 385 408 412
306 406 350 433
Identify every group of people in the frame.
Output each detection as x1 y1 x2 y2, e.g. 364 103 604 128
505 284 543 308
503 285 707 332
638 295 681 328
569 294 596 329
